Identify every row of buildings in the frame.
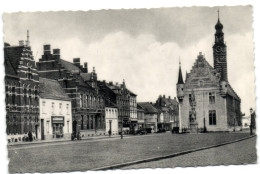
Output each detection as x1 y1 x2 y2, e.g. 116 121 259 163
4 33 180 142
5 12 243 142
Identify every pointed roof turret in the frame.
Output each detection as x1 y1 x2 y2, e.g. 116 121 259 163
177 59 184 84
215 9 224 34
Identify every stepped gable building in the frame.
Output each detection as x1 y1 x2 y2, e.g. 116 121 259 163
176 13 241 132
4 31 40 142
39 78 72 140
37 45 106 137
154 95 179 131
98 80 137 133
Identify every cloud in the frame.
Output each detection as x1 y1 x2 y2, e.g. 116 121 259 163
55 31 254 116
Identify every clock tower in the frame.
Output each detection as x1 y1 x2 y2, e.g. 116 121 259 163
213 10 228 82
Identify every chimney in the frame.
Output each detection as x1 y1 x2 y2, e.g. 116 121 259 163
174 97 176 100
168 96 171 99
19 40 24 46
109 81 113 85
73 58 81 67
43 45 51 55
26 30 30 46
53 49 60 59
163 95 165 98
83 62 88 73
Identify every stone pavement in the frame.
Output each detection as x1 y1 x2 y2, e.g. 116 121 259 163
122 136 257 169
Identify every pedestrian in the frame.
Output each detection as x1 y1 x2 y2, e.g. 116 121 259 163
28 131 33 142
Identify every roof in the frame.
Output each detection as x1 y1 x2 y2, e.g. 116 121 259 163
39 78 70 101
60 59 81 73
80 73 92 81
227 83 241 101
137 102 158 114
177 64 184 84
4 45 25 76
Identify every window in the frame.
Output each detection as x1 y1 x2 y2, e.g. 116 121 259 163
85 95 88 107
209 110 216 125
79 94 83 107
42 101 46 113
66 104 69 114
81 115 84 130
11 87 15 105
67 121 70 133
27 67 33 80
209 92 215 104
24 89 27 106
47 121 49 134
51 102 55 114
59 103 62 114
189 94 192 105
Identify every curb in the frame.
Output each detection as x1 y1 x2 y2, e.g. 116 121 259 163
91 134 256 171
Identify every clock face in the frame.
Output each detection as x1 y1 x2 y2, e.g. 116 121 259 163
216 46 221 53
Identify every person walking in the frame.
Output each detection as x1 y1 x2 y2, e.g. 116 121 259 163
28 131 33 142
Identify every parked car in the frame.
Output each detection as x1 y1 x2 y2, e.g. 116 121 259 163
136 128 147 135
157 128 166 133
172 127 179 134
145 128 152 133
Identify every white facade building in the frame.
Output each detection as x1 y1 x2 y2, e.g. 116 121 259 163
105 107 118 135
39 78 72 140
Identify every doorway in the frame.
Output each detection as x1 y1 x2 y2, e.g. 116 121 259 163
41 119 44 140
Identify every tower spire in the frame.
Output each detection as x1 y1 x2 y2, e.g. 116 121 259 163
177 58 184 84
217 8 219 20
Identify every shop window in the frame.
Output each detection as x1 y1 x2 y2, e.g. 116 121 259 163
209 92 215 104
209 110 216 125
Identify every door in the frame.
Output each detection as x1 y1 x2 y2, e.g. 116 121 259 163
41 119 44 140
35 125 38 139
73 120 77 133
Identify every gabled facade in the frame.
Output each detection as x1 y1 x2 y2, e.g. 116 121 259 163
37 45 106 137
154 95 179 131
176 14 241 132
5 31 40 142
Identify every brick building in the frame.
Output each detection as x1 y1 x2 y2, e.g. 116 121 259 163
37 45 106 137
4 31 40 142
154 95 179 131
98 80 137 134
176 15 241 132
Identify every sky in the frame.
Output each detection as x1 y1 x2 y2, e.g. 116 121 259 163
3 6 255 115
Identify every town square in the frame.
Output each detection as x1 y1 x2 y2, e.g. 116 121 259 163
2 5 257 173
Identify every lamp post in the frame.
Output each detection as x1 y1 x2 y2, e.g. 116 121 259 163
121 114 123 139
250 108 255 135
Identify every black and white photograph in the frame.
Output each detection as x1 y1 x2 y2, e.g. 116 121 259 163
0 1 258 174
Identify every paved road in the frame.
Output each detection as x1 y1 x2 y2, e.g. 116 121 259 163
8 132 253 173
122 136 257 169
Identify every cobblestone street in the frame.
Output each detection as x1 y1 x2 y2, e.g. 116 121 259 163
8 132 254 173
123 135 257 169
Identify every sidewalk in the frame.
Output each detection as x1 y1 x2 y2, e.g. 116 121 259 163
7 134 127 146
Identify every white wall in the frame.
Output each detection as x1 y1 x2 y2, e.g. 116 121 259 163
105 107 118 135
39 98 72 140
